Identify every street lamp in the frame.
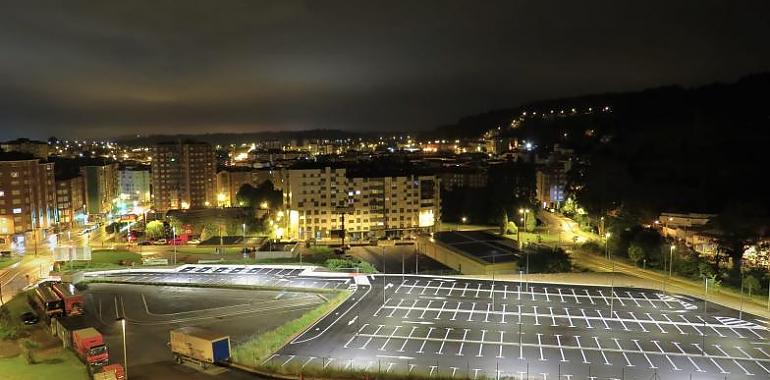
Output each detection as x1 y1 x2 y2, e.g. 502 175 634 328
604 232 611 260
172 226 177 265
242 223 246 250
117 317 128 380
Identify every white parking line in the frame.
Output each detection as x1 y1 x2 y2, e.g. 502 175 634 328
557 288 566 303
697 315 726 337
474 283 482 298
398 326 417 352
673 341 703 372
736 346 770 374
497 331 505 358
360 325 384 349
633 339 656 369
575 336 589 364
646 312 667 333
640 292 657 308
436 327 452 354
416 327 434 354
403 299 418 319
379 326 402 351
628 312 648 332
555 334 567 362
467 302 476 322
614 338 633 367
435 301 447 320
596 310 610 330
434 282 444 295
387 299 404 317
501 304 507 324
564 307 575 327
447 282 456 296
570 289 580 304
592 337 610 366
461 283 469 297
457 329 469 356
532 305 539 325
549 307 558 327
613 291 626 306
662 314 686 334
477 329 486 357
503 285 508 299
598 290 609 305
584 289 595 305
537 333 545 361
420 281 433 295
581 309 593 329
451 301 461 321
652 340 679 370
544 287 551 302
419 301 432 319
407 280 418 294
714 344 752 375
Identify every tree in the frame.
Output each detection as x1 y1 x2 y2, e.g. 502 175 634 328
145 220 165 239
499 209 508 235
525 213 536 232
521 247 571 273
744 274 761 298
235 181 282 209
627 244 646 266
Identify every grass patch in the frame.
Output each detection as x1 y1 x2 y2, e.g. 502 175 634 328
56 250 141 272
0 257 21 270
0 291 34 339
231 290 351 366
168 246 243 255
0 350 88 380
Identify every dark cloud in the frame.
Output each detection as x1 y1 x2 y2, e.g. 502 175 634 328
1 0 769 139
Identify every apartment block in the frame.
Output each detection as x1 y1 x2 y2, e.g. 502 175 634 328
0 153 57 242
55 175 85 226
1 138 50 158
118 164 151 203
152 141 216 212
81 162 118 215
285 166 440 241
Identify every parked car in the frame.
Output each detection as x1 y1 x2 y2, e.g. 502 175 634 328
186 239 201 245
152 239 167 245
20 311 39 325
137 241 152 246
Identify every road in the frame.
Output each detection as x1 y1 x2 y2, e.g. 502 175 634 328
275 274 770 380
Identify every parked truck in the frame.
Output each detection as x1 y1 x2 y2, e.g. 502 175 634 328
50 281 85 316
51 317 110 369
169 327 230 369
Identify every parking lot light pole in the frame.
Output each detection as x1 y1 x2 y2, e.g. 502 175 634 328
172 227 177 265
242 223 246 250
118 317 127 380
401 249 405 283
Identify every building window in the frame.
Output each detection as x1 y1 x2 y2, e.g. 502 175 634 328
12 208 22 214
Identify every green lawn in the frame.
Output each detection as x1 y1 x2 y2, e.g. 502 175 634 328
57 250 141 272
0 257 21 270
0 351 88 380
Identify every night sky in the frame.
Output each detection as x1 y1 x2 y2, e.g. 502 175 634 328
1 1 769 140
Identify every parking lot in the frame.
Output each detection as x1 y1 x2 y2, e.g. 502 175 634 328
275 275 770 380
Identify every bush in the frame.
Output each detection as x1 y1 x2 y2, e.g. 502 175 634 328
520 247 571 273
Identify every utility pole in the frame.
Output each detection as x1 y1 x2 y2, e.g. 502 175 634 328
172 226 177 265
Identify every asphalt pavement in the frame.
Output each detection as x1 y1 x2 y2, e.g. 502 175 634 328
276 274 770 380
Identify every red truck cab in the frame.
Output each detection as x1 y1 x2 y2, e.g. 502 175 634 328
94 363 125 380
72 328 109 367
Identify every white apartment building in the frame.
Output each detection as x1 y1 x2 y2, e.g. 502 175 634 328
284 166 440 241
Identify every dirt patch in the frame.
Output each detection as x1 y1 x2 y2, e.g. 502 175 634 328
0 340 21 358
27 328 60 350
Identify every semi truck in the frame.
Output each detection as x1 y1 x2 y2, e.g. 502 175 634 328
50 282 84 316
30 285 65 319
169 327 230 369
51 317 110 369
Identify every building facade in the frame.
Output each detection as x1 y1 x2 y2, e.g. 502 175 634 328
535 167 567 209
285 166 441 241
0 154 57 246
118 165 151 204
1 138 50 158
81 163 118 215
55 175 85 226
152 141 216 212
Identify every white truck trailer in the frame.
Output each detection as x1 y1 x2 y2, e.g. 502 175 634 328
169 327 231 369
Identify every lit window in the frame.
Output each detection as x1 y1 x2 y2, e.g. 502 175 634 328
12 208 22 214
0 191 3 197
